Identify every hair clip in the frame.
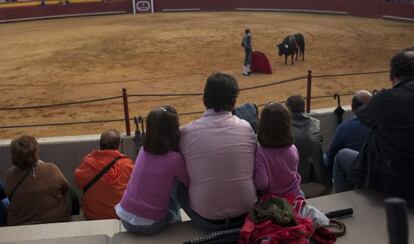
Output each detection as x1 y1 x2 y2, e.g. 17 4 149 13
158 107 167 112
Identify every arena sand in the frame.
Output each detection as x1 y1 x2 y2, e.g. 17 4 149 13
0 12 413 139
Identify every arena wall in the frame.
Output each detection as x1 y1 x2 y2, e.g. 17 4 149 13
0 0 413 22
0 1 131 22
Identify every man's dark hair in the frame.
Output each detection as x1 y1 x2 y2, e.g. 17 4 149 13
100 129 121 150
286 95 305 113
257 103 293 148
390 47 414 82
245 29 250 34
10 135 39 169
143 105 180 155
203 73 239 112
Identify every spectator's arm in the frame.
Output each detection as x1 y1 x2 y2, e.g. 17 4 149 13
312 119 323 143
50 163 69 195
253 150 269 191
0 181 6 200
176 154 189 186
326 127 344 170
122 158 134 184
74 160 90 189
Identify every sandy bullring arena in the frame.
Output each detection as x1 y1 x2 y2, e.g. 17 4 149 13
0 12 413 139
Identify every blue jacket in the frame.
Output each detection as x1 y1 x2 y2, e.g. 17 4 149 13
326 116 370 172
0 180 8 226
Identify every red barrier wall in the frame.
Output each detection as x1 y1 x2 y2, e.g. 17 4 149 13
0 1 131 22
0 0 413 22
153 0 414 19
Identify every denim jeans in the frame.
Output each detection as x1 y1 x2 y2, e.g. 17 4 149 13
177 183 246 232
333 148 359 193
121 183 181 235
121 209 177 235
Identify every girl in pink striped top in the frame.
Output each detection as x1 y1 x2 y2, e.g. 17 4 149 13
254 102 302 198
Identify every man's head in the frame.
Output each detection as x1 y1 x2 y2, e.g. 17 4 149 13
245 29 250 34
390 47 414 86
351 90 372 112
203 73 240 112
286 95 305 114
100 129 121 150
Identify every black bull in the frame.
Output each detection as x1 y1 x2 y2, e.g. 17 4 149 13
276 33 305 65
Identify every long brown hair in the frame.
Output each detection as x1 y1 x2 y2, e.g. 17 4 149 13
257 102 293 148
142 105 180 155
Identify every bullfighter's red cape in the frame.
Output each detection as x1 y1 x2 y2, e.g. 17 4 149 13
251 51 272 74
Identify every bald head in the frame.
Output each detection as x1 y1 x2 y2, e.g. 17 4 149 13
100 129 121 150
352 90 372 112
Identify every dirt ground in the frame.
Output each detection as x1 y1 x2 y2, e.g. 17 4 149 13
0 12 413 139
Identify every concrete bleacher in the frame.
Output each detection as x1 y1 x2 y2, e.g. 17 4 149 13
0 189 413 243
0 106 351 199
0 106 353 190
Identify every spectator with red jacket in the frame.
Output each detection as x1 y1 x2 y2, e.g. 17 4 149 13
75 129 133 220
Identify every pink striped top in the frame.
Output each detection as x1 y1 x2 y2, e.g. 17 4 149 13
180 109 257 220
254 145 302 198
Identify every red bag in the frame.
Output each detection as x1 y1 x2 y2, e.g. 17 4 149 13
239 194 313 244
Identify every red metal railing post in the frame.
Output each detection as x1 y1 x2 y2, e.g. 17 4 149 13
306 70 312 113
122 88 131 136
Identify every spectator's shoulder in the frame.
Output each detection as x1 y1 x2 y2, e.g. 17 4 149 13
6 166 17 176
180 120 197 134
309 116 321 125
42 162 62 172
291 144 299 154
168 150 185 162
5 166 18 179
334 119 349 132
233 114 254 128
120 154 134 163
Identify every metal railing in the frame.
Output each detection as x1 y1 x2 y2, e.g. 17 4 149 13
0 69 388 135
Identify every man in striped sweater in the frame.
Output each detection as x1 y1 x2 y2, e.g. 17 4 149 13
179 72 257 231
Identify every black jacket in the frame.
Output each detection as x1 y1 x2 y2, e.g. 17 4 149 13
350 79 414 200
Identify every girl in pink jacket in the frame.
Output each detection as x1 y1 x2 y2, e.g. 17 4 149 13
254 102 302 198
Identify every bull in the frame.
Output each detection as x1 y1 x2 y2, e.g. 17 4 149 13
276 33 305 65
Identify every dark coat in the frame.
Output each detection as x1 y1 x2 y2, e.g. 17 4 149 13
291 113 331 187
350 79 414 200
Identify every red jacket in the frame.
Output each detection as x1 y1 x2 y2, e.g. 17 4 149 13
75 150 133 220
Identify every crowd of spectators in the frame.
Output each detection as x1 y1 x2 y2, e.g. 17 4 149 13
0 47 413 235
